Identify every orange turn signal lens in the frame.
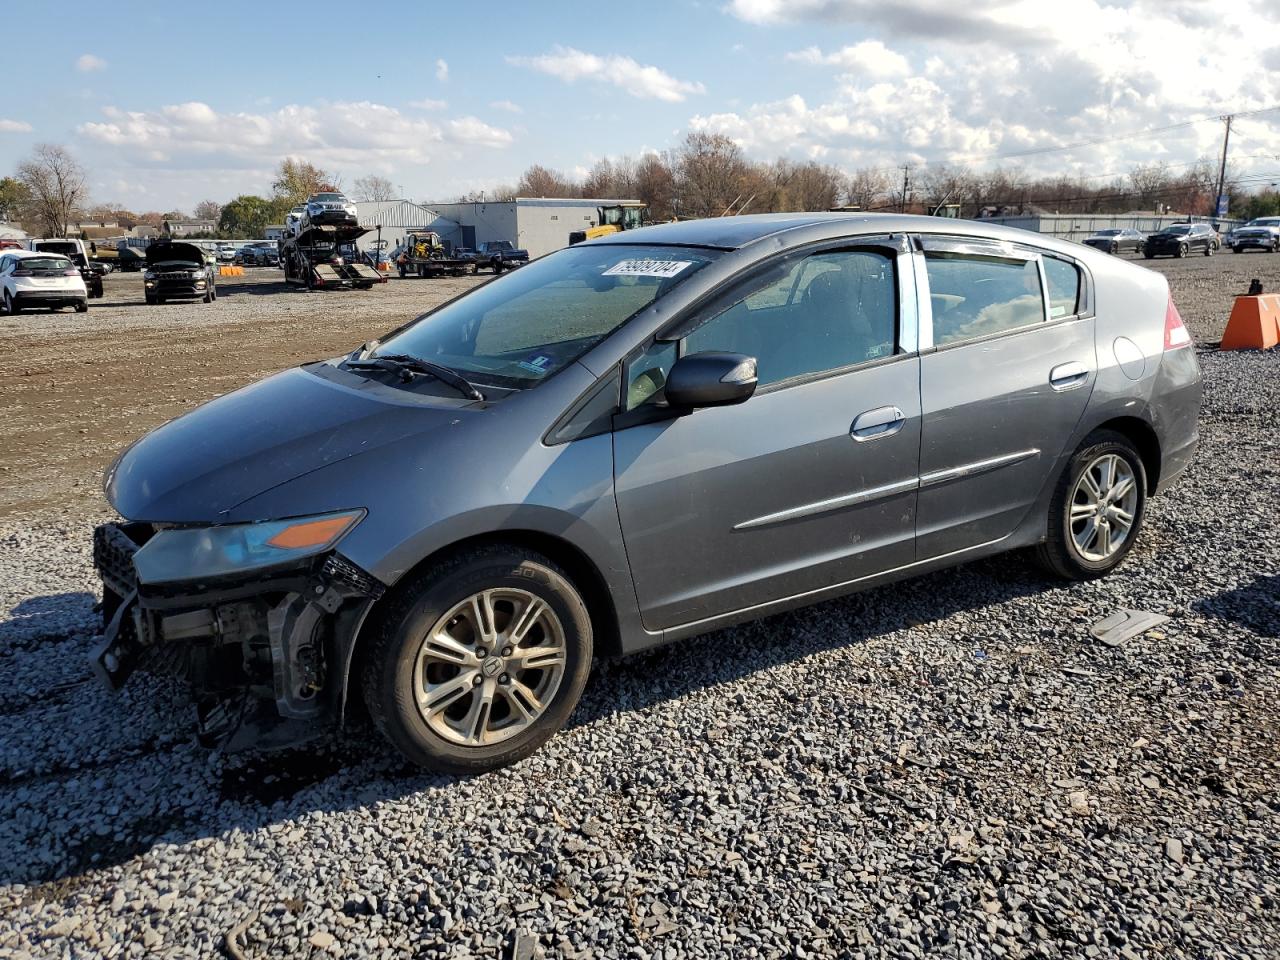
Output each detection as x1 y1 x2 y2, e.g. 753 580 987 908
265 513 360 550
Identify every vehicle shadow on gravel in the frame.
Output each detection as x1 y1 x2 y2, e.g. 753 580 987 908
2 550 1066 889
1192 573 1279 638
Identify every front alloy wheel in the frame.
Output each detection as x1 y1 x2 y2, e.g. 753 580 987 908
362 544 592 772
414 588 567 747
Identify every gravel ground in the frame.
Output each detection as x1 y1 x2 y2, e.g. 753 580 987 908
0 253 1277 958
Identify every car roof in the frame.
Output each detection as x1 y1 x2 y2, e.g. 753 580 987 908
587 211 1100 257
9 248 70 258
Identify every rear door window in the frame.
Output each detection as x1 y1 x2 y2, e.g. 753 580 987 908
923 252 1045 346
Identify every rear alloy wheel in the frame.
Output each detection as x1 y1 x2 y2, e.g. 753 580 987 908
1109 242 1119 255
1037 431 1147 580
362 545 592 773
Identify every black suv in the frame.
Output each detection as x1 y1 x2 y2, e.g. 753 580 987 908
1144 223 1218 259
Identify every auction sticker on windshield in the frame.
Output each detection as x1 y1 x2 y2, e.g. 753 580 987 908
602 259 694 278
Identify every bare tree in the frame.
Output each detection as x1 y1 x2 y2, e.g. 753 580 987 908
634 153 676 220
193 199 222 222
845 168 890 210
677 132 749 218
16 144 88 237
1129 162 1171 211
352 175 396 202
516 164 580 198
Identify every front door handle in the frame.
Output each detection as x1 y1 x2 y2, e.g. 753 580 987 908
851 405 906 442
1049 361 1090 391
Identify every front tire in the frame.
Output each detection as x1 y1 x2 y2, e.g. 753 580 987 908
1177 243 1188 258
2 291 17 315
1036 430 1147 580
362 545 593 773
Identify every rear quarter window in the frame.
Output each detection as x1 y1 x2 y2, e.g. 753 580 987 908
1042 257 1081 319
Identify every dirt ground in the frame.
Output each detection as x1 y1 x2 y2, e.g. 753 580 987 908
0 250 1275 519
0 269 485 518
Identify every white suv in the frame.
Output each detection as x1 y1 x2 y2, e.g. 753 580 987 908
1 249 88 314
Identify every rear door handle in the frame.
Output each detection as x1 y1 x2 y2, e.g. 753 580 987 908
1049 361 1090 391
851 405 906 442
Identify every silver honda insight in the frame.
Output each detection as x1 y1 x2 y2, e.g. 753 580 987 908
92 214 1202 772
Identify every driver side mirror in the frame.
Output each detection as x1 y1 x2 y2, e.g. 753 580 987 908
664 352 758 410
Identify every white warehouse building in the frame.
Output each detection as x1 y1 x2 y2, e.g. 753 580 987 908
354 197 640 260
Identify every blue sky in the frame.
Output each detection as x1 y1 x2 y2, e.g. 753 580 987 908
3 0 1278 211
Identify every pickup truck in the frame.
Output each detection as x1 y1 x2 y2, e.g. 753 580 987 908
474 240 529 273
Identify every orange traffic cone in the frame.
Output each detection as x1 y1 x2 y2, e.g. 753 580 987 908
1220 294 1280 350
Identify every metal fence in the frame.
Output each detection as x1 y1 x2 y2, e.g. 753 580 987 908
978 213 1244 244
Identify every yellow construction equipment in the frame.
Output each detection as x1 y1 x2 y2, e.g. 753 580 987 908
569 202 647 245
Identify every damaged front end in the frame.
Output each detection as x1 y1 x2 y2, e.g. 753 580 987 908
90 516 384 751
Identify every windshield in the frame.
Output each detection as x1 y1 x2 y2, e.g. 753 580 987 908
376 244 721 387
1160 226 1191 235
312 193 345 203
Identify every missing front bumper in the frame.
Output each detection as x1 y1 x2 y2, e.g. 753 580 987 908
90 522 384 750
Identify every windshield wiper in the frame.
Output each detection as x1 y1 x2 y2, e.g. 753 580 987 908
345 353 485 401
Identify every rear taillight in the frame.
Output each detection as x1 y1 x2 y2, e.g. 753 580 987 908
1164 297 1191 350
63 269 79 277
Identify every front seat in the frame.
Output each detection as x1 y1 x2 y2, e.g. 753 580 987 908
771 272 867 381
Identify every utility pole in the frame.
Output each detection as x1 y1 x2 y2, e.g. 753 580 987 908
1214 114 1233 220
900 165 911 213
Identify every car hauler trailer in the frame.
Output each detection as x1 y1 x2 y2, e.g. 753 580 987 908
280 224 385 290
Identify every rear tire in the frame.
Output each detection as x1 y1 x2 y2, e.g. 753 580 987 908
1036 430 1147 581
74 300 88 313
1204 243 1214 257
361 545 593 773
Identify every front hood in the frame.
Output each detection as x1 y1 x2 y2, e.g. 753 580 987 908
107 364 476 522
147 242 205 265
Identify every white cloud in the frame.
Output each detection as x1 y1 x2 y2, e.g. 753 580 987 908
710 0 1280 184
786 40 910 77
447 117 514 148
435 59 449 82
409 98 448 110
508 46 705 102
0 119 33 133
76 53 107 72
78 100 512 170
490 99 523 114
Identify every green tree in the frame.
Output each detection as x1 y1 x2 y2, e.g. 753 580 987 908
219 195 276 237
272 159 336 206
0 176 31 222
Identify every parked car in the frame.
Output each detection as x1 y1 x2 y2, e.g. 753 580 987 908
302 192 359 230
284 205 307 237
1143 223 1218 258
1 249 88 314
1229 217 1280 254
241 241 280 266
475 239 529 272
143 240 217 304
27 238 104 298
215 243 237 264
90 213 1201 772
1082 228 1144 255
